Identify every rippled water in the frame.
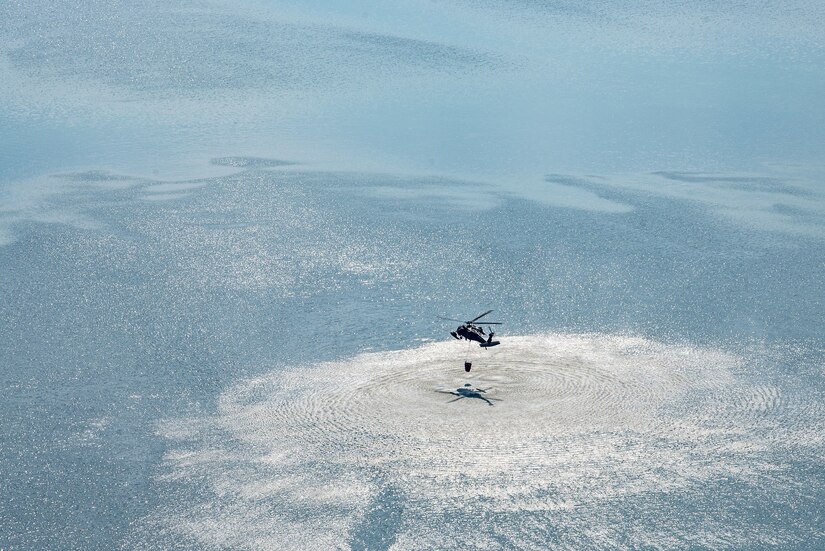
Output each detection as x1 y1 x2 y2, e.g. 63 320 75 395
138 334 824 549
2 1 825 549
2 163 822 549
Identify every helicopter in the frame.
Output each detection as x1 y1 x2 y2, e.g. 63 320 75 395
439 309 502 348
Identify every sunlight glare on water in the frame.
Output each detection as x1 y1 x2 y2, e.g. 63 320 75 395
138 334 823 549
1 0 824 549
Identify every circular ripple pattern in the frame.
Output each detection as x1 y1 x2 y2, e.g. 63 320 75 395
144 334 825 549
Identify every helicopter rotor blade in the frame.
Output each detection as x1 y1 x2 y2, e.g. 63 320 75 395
469 309 494 323
476 322 502 325
437 315 467 323
436 316 467 324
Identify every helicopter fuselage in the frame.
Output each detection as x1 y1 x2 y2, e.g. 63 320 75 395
451 324 500 347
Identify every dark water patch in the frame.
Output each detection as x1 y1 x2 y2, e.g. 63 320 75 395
2 0 497 96
348 483 405 551
544 174 595 187
652 170 809 194
540 173 637 212
52 170 136 183
769 202 821 219
211 156 298 169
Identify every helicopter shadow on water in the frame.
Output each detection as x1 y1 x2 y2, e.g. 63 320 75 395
435 383 502 407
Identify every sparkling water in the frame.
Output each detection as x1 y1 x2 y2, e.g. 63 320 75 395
1 1 824 549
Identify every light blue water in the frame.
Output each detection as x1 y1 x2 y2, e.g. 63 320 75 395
1 1 824 549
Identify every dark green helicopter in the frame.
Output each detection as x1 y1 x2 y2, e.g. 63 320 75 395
440 309 502 348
